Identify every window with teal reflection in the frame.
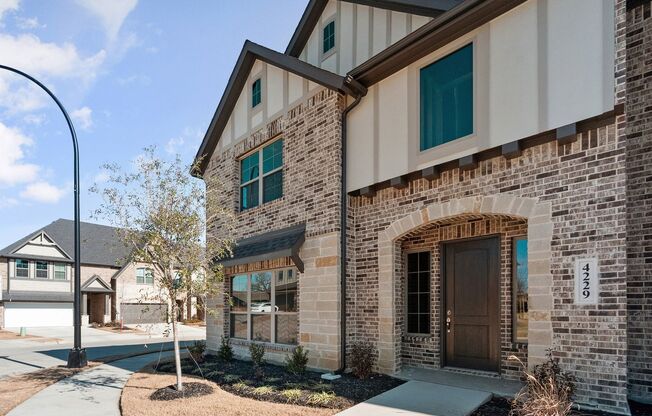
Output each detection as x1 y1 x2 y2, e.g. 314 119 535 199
252 78 261 108
323 21 335 54
420 43 473 151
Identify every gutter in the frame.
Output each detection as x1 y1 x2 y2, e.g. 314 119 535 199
335 76 366 375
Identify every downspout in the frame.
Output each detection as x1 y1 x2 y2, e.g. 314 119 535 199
336 76 366 374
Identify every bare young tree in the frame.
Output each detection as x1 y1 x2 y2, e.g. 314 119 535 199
91 147 234 391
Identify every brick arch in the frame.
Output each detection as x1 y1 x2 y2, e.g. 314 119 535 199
376 195 553 374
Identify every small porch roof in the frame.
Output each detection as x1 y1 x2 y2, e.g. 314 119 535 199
81 274 114 293
219 223 306 272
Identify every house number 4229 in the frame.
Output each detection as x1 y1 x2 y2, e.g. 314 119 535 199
575 258 598 305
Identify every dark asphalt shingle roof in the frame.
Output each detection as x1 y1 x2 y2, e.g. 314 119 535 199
0 219 131 268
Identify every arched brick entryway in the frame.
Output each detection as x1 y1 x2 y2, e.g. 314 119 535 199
376 195 553 374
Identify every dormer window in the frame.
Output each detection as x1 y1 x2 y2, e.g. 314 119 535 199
252 78 262 108
323 20 335 54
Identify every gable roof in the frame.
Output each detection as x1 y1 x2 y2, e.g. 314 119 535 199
0 219 131 268
285 0 461 57
192 40 367 176
81 274 114 293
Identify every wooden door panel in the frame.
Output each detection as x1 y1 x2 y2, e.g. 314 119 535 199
444 237 500 372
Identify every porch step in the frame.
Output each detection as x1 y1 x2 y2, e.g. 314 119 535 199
397 366 523 398
336 380 492 416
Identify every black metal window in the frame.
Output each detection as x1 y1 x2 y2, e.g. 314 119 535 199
406 251 431 334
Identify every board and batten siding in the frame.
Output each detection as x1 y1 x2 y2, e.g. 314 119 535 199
215 59 324 153
346 0 616 192
298 0 432 75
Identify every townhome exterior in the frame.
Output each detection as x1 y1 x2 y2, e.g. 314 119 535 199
194 1 651 414
0 219 201 328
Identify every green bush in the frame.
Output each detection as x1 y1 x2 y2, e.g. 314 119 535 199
187 340 206 362
285 345 309 375
218 336 234 361
350 342 376 379
249 342 265 367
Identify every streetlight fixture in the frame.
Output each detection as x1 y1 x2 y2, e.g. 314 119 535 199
0 64 86 368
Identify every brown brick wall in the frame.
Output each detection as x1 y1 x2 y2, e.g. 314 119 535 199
626 0 652 403
349 119 629 413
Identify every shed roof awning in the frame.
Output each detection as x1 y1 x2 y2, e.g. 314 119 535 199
219 224 306 272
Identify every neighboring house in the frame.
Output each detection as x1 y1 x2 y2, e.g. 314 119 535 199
194 0 650 414
0 219 201 328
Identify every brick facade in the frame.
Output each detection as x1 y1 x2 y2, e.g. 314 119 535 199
205 89 346 370
349 120 629 413
625 0 652 403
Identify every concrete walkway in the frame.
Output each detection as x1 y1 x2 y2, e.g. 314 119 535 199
8 351 173 416
337 380 492 416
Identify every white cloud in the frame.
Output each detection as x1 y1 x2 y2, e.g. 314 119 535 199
0 196 18 208
0 0 19 23
15 16 44 30
20 181 66 203
76 0 137 43
71 106 93 130
0 33 106 80
0 122 39 186
23 113 46 125
93 170 110 184
165 137 184 155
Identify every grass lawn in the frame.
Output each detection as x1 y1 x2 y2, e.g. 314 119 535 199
150 355 403 411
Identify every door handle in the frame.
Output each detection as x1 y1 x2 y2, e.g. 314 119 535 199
446 309 452 333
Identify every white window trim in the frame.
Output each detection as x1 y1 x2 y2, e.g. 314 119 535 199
54 263 68 280
320 17 337 62
239 137 283 211
15 259 29 278
35 261 49 279
136 267 154 285
229 268 297 345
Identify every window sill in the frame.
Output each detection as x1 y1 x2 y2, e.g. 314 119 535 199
403 334 435 342
230 338 297 352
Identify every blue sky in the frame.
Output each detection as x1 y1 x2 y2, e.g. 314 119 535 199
0 0 305 248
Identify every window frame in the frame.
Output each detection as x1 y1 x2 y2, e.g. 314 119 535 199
321 19 336 59
15 259 29 278
419 42 475 153
136 267 154 285
252 78 262 108
229 267 298 345
404 250 432 336
35 261 49 279
54 263 67 280
239 137 283 211
512 236 528 344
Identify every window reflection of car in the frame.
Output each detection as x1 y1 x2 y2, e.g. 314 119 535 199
250 302 278 312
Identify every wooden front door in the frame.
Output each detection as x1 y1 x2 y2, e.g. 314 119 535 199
443 236 500 372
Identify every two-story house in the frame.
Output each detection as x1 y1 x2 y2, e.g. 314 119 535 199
194 0 651 414
0 219 201 328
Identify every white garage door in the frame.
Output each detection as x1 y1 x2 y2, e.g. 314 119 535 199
4 302 73 327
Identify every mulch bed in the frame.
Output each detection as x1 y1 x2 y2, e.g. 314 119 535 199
155 357 403 409
150 382 214 401
471 397 652 416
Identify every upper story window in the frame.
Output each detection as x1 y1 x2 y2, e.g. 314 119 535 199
229 268 298 345
54 263 67 280
35 261 49 279
240 138 283 211
323 20 335 54
16 259 28 277
136 267 154 285
420 43 473 151
513 236 528 343
252 78 262 108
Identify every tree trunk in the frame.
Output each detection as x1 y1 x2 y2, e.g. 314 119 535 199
171 301 183 391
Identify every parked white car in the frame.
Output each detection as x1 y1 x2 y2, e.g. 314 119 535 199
250 303 278 312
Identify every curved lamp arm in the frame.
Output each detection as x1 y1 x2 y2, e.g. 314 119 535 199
0 64 85 367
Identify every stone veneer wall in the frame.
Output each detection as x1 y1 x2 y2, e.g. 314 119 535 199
398 217 528 379
625 0 652 403
204 89 345 370
349 119 629 413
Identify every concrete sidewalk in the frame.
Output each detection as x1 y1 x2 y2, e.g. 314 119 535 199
336 381 492 416
8 351 173 416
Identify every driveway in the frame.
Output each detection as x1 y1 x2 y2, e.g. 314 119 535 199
0 324 204 380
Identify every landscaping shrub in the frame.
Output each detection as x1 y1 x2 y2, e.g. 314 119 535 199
187 340 206 363
218 336 234 361
350 342 376 379
509 352 576 416
249 342 266 379
285 345 309 374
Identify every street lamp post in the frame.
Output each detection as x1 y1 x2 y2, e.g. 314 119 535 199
0 64 87 368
